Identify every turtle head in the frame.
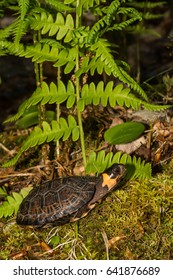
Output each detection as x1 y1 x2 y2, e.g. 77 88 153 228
89 164 126 205
101 164 126 191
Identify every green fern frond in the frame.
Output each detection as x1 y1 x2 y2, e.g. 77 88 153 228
109 7 142 32
45 0 74 12
77 39 148 100
18 0 29 19
92 39 147 99
78 82 170 112
0 19 20 40
5 81 76 123
142 102 171 111
0 39 77 69
0 186 32 218
0 40 24 56
87 0 121 43
86 150 152 179
64 0 76 4
105 0 123 25
30 11 74 42
128 1 165 9
53 46 76 72
13 18 29 44
81 0 106 11
7 41 61 63
143 12 164 20
39 38 64 49
18 0 30 20
87 3 142 44
23 43 76 70
2 117 79 167
24 43 60 63
109 17 139 32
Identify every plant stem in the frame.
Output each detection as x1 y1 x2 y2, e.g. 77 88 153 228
55 67 61 160
75 1 87 167
33 32 46 123
34 31 49 164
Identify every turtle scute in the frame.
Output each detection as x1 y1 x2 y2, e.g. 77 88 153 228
16 164 126 228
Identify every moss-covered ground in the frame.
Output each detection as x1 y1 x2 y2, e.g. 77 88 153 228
0 160 173 260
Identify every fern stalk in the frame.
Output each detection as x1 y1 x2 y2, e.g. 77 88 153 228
76 0 86 167
34 31 49 164
55 66 61 160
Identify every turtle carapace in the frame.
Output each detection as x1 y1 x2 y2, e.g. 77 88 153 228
16 164 126 228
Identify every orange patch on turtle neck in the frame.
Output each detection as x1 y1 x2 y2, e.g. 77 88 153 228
102 173 118 190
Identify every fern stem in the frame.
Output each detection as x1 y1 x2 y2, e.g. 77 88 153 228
34 31 49 164
55 67 61 160
75 1 87 167
33 32 46 123
136 36 141 83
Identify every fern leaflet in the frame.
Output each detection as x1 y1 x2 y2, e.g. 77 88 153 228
18 0 30 20
45 0 74 12
78 82 170 111
5 81 76 123
76 39 148 100
2 117 79 167
0 186 32 218
30 11 74 42
86 150 152 179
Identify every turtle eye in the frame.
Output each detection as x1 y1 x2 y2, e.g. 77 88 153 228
107 164 126 179
109 172 117 179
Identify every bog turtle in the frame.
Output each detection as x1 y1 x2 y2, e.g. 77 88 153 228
16 164 126 228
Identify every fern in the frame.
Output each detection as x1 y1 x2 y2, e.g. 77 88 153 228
0 18 20 40
0 186 32 218
18 0 29 20
108 7 143 32
126 1 166 28
3 117 79 167
128 1 166 9
142 12 164 21
78 82 170 111
87 3 142 44
14 18 29 45
45 0 74 12
1 0 170 174
30 11 74 42
64 0 76 4
104 0 121 25
81 0 106 11
87 0 121 43
6 80 169 125
86 150 152 180
5 81 76 123
0 40 77 71
76 39 148 100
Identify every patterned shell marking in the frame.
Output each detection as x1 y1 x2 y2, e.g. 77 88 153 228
16 164 126 228
16 176 97 227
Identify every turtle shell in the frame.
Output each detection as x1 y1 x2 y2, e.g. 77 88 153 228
16 164 126 228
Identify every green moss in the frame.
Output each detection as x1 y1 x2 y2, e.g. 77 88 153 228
0 163 173 260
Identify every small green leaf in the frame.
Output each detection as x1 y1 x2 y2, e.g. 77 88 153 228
67 95 75 108
78 99 85 112
64 61 75 74
50 236 60 247
56 27 68 40
20 187 32 198
104 122 145 144
64 0 74 4
63 128 71 141
66 14 74 28
64 30 73 42
72 127 79 141
0 186 7 196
